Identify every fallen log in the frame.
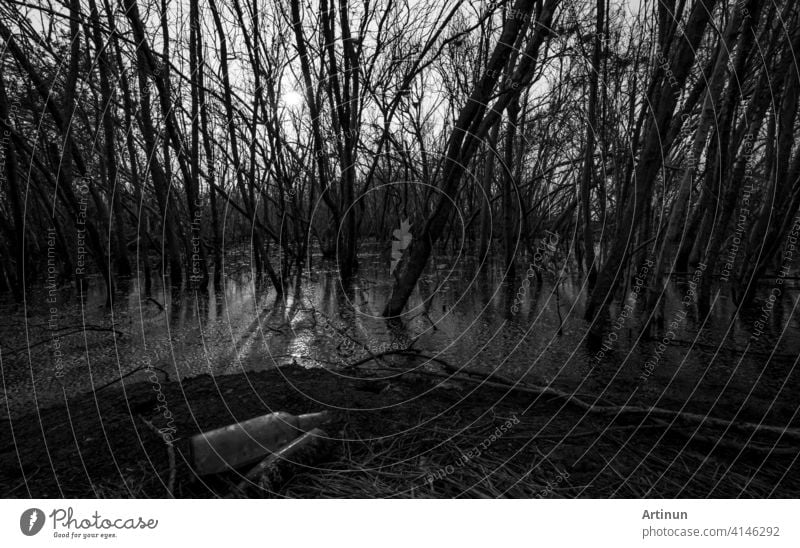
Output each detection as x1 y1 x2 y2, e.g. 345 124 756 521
357 353 800 449
191 411 331 475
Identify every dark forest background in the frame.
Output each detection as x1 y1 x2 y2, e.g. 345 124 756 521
1 0 799 337
4 0 800 500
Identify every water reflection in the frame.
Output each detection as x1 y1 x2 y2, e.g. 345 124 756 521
2 246 799 422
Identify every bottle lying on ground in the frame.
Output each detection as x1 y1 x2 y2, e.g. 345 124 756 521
190 411 331 475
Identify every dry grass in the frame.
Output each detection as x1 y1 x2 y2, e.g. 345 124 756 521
276 414 799 498
282 416 553 498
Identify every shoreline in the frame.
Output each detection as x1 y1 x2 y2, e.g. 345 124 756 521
2 364 797 498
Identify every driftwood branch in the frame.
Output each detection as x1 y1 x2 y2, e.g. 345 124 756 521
353 355 800 454
4 326 126 356
94 364 172 391
138 415 177 497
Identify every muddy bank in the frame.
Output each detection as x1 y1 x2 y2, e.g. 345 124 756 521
2 365 799 498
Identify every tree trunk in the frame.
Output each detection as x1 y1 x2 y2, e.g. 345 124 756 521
123 0 184 288
479 126 500 262
89 0 132 278
580 0 605 293
584 0 717 326
0 72 25 299
384 0 558 317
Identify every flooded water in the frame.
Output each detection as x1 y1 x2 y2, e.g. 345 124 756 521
2 243 800 426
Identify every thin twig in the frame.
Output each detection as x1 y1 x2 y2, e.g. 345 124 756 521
138 415 176 498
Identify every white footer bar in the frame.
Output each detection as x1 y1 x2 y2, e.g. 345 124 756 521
2 500 797 547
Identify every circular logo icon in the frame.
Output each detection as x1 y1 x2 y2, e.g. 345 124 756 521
20 508 45 536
